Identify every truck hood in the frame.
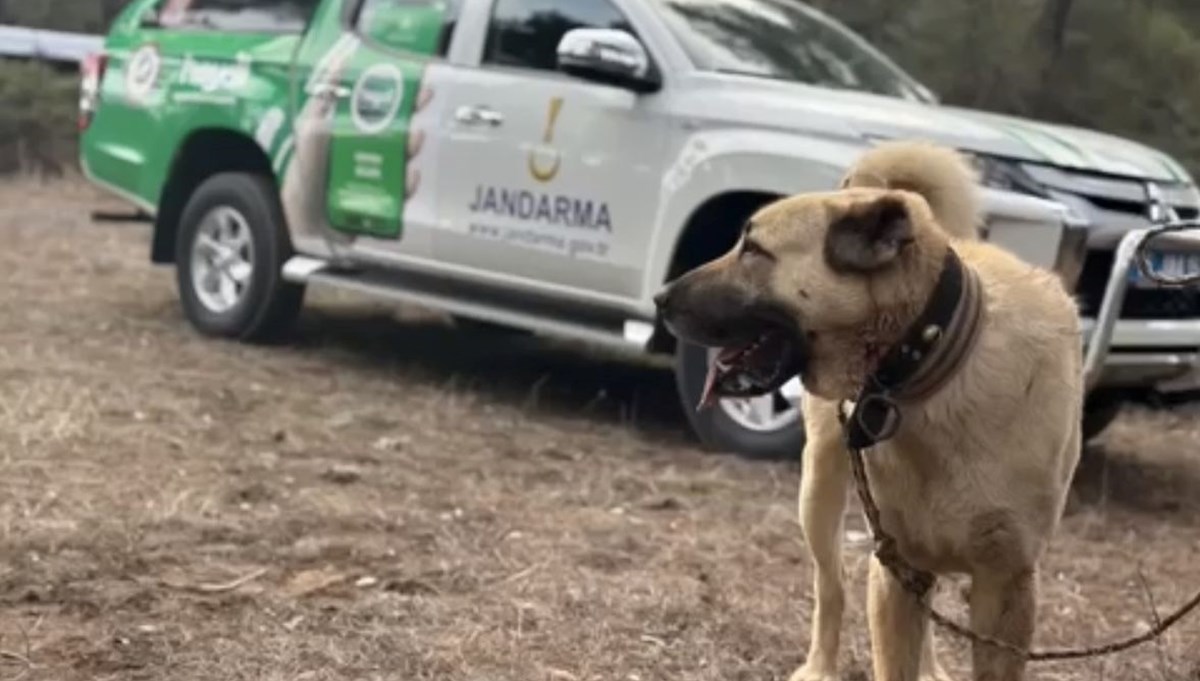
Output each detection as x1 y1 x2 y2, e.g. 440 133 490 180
684 74 1193 185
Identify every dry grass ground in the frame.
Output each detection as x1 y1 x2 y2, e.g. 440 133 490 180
0 179 1197 681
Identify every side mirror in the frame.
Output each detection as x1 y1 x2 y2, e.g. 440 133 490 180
556 28 661 94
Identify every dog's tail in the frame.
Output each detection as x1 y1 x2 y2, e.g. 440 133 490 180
840 140 982 241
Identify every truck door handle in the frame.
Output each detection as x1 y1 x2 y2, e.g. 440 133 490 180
454 105 504 127
309 82 351 99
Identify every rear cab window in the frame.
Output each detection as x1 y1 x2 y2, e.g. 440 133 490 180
353 0 463 57
153 0 321 33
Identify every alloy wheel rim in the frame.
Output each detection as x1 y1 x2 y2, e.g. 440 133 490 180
190 205 255 314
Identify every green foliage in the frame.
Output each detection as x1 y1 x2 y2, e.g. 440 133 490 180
0 61 78 175
808 0 1200 177
0 0 130 33
0 0 129 174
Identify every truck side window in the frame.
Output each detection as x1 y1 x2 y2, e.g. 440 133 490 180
355 0 462 57
483 0 634 72
155 0 320 33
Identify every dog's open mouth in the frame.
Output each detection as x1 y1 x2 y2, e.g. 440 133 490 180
699 329 800 410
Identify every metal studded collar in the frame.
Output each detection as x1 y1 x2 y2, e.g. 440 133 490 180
842 248 986 450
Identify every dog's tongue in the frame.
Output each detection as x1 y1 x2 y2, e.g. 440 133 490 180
698 365 719 412
697 347 744 411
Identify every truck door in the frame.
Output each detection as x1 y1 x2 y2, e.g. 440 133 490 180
288 0 451 240
428 0 668 300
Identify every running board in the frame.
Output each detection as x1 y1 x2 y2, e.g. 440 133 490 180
282 256 652 353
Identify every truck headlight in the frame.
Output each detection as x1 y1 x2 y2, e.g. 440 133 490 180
970 153 1092 228
969 154 1049 198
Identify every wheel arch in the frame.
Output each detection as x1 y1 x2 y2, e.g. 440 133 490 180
646 190 781 354
152 128 277 264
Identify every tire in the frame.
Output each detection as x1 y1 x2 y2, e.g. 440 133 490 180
175 172 305 342
674 340 807 460
1082 389 1124 442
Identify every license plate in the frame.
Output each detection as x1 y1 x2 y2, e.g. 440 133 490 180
1128 251 1200 287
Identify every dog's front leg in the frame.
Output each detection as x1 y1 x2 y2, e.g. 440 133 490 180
790 412 849 681
968 569 1035 681
920 628 954 681
868 556 932 681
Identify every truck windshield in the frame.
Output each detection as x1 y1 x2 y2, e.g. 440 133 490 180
651 0 935 103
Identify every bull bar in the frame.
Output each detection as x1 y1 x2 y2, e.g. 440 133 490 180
1082 184 1200 392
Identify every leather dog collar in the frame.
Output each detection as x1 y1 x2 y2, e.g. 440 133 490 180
842 248 985 449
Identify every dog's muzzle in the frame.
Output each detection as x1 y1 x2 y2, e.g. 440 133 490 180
655 277 808 410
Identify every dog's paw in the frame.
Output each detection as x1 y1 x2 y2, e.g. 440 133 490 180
787 664 839 681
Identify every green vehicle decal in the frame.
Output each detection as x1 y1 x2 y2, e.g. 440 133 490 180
314 0 444 239
82 0 449 244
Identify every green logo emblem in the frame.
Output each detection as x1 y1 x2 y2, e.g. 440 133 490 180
351 63 404 135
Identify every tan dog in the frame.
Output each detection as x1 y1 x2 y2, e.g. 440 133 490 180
654 141 1083 681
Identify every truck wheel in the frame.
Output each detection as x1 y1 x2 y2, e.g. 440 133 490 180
674 341 807 460
175 172 305 342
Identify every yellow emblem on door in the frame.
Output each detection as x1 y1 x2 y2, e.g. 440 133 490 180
528 97 564 183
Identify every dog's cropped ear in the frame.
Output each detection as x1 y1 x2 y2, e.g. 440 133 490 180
824 195 914 273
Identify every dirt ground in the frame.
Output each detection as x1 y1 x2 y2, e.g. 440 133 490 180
0 179 1197 681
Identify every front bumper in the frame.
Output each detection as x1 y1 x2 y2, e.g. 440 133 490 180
1080 319 1200 388
1083 344 1199 390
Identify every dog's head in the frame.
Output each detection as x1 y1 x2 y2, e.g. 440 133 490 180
655 188 950 404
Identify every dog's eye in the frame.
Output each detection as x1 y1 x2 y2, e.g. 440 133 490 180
741 239 773 260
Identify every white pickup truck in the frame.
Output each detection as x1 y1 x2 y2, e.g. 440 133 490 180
81 0 1200 459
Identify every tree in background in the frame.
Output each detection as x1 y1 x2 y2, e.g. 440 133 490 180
0 61 78 174
0 0 1197 177
0 0 130 33
807 0 1200 176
